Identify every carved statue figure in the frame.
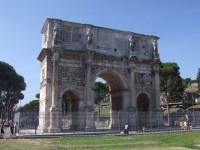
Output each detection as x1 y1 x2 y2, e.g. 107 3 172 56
152 40 158 53
152 39 159 61
129 35 134 50
53 25 59 40
86 28 92 45
53 24 60 46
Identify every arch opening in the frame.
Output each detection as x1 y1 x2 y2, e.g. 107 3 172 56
94 70 125 129
136 93 150 129
137 93 149 112
61 90 80 130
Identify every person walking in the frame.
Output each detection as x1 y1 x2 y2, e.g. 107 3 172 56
14 122 19 136
0 123 5 138
10 123 14 136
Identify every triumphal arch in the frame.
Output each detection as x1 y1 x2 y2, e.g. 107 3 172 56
38 18 161 133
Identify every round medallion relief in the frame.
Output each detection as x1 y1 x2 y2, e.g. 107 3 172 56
143 74 151 84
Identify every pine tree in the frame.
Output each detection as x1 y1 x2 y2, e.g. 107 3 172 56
160 62 184 103
168 74 184 103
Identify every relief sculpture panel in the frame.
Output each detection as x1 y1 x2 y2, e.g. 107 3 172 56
59 66 85 81
135 73 152 85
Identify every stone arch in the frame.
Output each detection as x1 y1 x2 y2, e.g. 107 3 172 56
62 90 79 112
59 89 84 130
92 69 127 129
136 92 150 129
92 69 128 89
92 69 126 109
38 19 162 133
136 93 150 112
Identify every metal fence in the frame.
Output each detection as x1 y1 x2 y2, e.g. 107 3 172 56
14 111 200 136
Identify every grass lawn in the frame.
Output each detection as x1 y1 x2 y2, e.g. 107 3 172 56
1 131 200 150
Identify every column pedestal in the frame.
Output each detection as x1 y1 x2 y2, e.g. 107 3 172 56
48 106 61 133
109 110 121 129
85 107 95 131
128 107 137 130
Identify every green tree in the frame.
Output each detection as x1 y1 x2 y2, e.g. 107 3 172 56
183 78 191 89
197 68 200 96
17 100 39 113
0 61 26 120
168 74 184 102
94 82 109 104
35 93 40 99
94 82 109 117
160 62 184 110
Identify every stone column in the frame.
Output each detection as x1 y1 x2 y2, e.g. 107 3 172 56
86 55 92 107
109 92 121 129
154 65 161 111
38 51 52 133
130 67 137 109
85 51 95 131
153 64 163 127
129 67 137 130
78 98 85 130
48 52 61 133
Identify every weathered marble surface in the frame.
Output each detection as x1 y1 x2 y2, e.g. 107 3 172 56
38 18 161 133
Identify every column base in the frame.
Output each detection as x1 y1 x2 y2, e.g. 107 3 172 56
86 45 93 50
129 107 137 112
155 108 162 112
85 126 96 132
109 123 119 129
85 107 95 131
48 126 61 133
128 107 137 130
48 106 61 133
37 125 49 133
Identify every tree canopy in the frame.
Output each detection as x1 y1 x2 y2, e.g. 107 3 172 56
0 61 26 120
17 99 39 113
160 62 184 105
94 82 109 105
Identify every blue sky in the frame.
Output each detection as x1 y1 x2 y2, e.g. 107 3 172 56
0 0 200 105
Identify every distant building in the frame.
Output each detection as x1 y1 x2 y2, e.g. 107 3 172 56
184 83 198 105
160 83 199 109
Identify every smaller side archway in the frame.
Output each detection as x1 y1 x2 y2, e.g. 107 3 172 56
137 93 150 112
136 93 150 130
60 89 85 131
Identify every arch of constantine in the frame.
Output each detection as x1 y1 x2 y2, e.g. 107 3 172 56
38 18 161 133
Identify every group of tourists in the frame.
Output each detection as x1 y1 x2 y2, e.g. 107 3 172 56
0 121 19 138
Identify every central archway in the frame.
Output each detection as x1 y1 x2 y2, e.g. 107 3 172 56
93 70 128 129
